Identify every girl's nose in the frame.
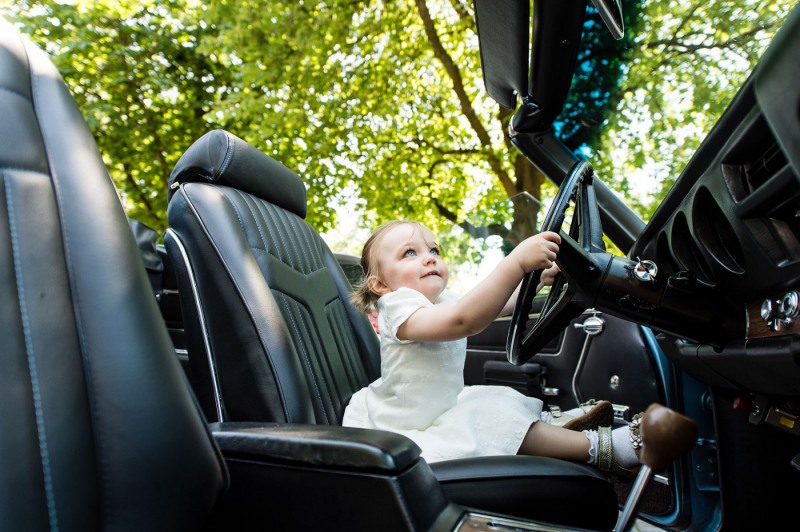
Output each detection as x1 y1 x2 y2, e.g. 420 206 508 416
423 254 437 265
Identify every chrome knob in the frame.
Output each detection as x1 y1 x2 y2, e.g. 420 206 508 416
632 258 658 283
780 291 800 321
760 299 774 322
574 315 605 335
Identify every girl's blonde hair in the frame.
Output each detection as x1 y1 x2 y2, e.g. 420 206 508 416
350 220 430 314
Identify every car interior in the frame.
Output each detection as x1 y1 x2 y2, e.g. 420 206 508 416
473 0 800 530
0 16 649 532
5 0 800 529
162 127 619 528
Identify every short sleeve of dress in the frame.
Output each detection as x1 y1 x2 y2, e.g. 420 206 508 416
378 287 433 343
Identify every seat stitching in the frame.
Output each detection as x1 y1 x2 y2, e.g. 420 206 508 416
0 166 48 174
293 301 338 422
213 187 247 233
0 85 31 101
284 211 313 273
299 217 322 271
276 294 330 424
216 132 235 178
4 176 60 530
267 203 306 272
225 189 285 267
326 300 364 390
251 195 295 269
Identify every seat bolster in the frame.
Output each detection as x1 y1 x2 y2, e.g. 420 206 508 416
167 186 317 424
2 23 227 530
430 456 618 530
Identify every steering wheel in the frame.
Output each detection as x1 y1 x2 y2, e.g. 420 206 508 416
507 160 608 365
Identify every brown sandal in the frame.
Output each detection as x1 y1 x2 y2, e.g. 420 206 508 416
597 412 643 480
548 399 614 432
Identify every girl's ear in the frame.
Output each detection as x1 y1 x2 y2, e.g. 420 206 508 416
367 275 390 297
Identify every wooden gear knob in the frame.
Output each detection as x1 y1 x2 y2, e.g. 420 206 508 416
639 403 698 471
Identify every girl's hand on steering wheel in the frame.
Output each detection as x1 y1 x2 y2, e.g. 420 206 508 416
539 263 561 288
511 231 561 274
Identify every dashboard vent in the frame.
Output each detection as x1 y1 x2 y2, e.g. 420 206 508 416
721 114 792 203
745 140 788 192
722 113 800 265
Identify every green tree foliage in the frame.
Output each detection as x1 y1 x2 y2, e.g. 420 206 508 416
2 0 793 248
591 0 795 219
201 0 539 240
3 0 227 232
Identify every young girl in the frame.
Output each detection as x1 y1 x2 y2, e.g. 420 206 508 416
343 220 644 477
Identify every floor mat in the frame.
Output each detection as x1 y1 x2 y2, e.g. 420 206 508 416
613 475 673 516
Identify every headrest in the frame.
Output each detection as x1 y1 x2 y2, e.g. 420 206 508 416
168 129 307 218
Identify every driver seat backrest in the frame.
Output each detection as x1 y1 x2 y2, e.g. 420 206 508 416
0 21 226 530
165 130 620 530
165 129 379 425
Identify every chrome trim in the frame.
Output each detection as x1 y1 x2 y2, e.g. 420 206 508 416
571 311 601 402
166 228 225 422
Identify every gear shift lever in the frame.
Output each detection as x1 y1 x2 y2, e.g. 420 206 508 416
615 403 698 532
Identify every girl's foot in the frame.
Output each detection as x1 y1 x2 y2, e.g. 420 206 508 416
597 413 643 480
592 404 697 480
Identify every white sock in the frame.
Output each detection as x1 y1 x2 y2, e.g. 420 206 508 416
584 426 640 467
612 425 640 467
563 406 587 417
584 430 598 465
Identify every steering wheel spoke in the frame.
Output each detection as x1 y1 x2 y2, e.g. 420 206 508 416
507 160 610 365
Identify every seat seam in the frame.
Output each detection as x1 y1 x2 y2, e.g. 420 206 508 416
0 85 31 102
241 191 296 270
269 204 310 273
276 294 331 424
282 210 313 273
35 66 109 532
4 174 59 530
294 300 340 421
0 166 48 174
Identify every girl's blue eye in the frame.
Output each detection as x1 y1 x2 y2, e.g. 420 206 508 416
403 248 416 257
431 247 440 256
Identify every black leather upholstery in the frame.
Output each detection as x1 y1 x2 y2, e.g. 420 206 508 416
0 20 226 530
1 17 621 532
166 129 619 529
1 22 457 532
167 129 380 425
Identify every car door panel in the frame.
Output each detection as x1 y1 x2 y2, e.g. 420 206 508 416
466 306 663 418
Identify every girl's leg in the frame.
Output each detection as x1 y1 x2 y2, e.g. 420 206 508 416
517 421 590 460
519 415 650 480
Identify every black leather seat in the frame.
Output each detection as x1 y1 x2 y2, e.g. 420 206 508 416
0 20 493 532
165 129 618 529
0 20 225 529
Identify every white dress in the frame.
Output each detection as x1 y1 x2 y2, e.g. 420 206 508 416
343 287 544 463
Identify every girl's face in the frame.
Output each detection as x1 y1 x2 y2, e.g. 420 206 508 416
367 223 448 303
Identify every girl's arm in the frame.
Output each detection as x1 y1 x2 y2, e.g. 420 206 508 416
398 231 561 342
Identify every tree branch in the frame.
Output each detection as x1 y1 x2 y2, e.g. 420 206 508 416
414 0 517 197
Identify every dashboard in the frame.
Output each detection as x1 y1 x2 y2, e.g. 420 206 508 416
628 8 800 399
